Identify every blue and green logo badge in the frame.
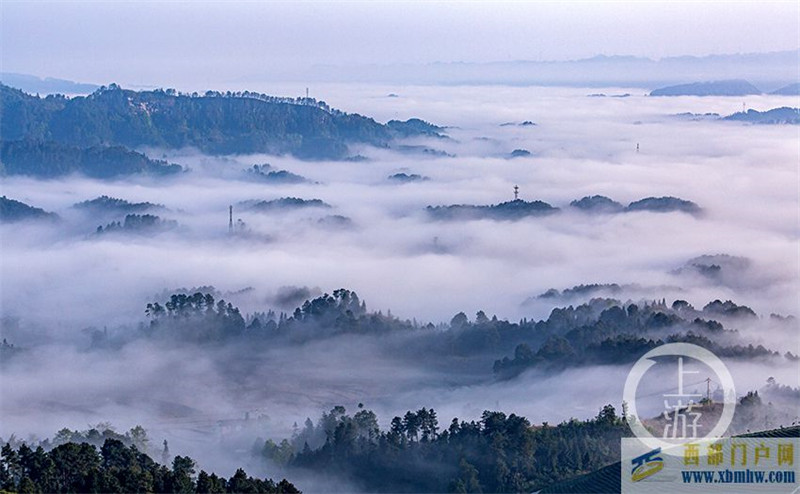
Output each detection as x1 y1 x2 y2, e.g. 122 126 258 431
631 447 664 482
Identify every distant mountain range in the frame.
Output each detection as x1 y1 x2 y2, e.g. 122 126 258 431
0 72 100 95
650 80 800 97
275 50 800 90
771 83 800 95
0 83 442 162
672 107 800 125
5 50 799 92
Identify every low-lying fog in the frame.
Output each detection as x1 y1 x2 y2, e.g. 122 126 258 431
2 84 798 482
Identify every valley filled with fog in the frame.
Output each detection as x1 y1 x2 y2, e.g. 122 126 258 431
2 83 799 489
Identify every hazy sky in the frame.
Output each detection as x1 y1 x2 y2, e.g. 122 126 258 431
2 1 799 87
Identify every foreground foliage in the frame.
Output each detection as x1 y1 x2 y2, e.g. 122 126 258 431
261 404 628 493
0 438 299 494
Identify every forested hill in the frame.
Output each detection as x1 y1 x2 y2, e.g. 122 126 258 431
649 79 762 96
0 196 58 222
1 140 183 178
0 83 439 160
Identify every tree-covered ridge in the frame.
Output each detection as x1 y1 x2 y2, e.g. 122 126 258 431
537 283 630 300
427 195 701 221
0 438 300 494
427 199 559 221
2 424 151 455
0 139 182 178
641 388 800 440
95 214 179 235
386 118 445 138
387 172 428 183
136 289 404 346
260 404 628 493
509 148 532 158
649 79 761 96
241 197 331 212
0 196 58 223
132 289 796 381
74 195 166 214
569 195 624 213
674 253 752 281
244 164 309 184
570 195 701 215
0 83 441 160
723 107 800 125
626 196 701 214
492 298 787 378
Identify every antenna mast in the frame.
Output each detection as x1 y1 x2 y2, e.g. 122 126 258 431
229 205 233 232
513 185 519 200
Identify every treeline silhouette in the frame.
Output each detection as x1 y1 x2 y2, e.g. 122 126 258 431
0 438 299 493
0 83 440 160
260 404 627 493
132 290 796 377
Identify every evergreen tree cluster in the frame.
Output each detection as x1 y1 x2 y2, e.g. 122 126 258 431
0 438 299 494
135 289 794 378
145 293 246 342
74 195 164 214
143 289 385 344
492 298 785 377
260 404 628 493
96 214 178 235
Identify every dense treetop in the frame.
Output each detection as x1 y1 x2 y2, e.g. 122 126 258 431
259 403 628 493
241 197 331 212
426 199 559 221
95 214 179 235
0 438 300 494
426 195 701 221
74 195 165 214
124 288 799 380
